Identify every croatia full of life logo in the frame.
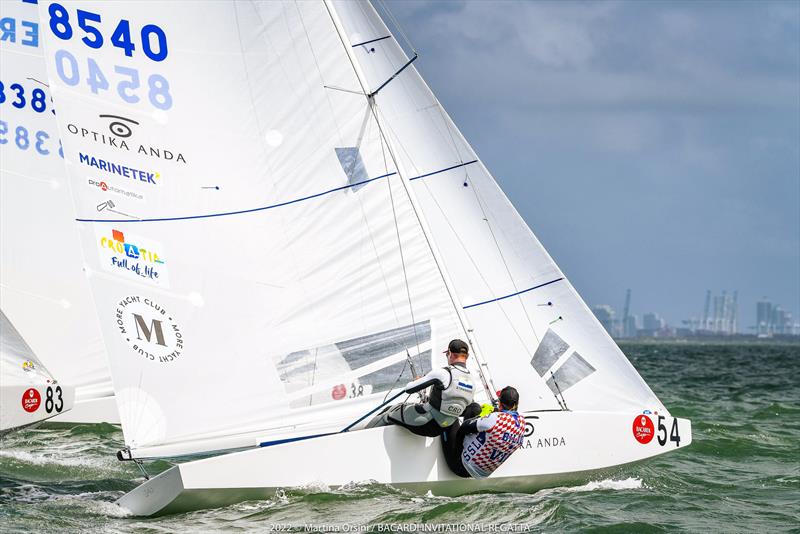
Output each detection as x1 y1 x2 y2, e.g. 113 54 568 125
632 414 655 444
96 228 170 287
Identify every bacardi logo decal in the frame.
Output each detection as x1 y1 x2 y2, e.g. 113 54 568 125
633 415 655 444
22 388 41 412
331 384 346 400
116 296 183 364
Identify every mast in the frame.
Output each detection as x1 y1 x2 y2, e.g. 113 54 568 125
323 0 498 400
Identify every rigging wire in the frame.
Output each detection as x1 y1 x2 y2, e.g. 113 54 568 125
379 118 538 359
431 97 542 346
377 114 425 376
297 1 412 366
323 0 497 399
374 0 417 56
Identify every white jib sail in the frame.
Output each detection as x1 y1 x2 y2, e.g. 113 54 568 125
0 0 112 412
38 0 474 458
330 1 664 413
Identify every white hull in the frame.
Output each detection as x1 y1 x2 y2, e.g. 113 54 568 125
118 410 691 516
0 384 75 435
48 395 120 425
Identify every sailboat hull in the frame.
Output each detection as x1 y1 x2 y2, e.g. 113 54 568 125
48 395 120 425
117 410 692 516
0 384 75 435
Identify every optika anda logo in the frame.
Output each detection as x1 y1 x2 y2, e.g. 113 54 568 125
65 114 187 164
100 114 138 138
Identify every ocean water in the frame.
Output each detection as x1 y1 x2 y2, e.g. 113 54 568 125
1 342 798 532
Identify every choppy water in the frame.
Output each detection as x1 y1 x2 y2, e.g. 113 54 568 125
1 342 798 532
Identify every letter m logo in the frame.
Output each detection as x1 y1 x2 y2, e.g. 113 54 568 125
133 314 166 346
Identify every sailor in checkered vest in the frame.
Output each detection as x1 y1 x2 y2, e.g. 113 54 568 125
441 386 526 478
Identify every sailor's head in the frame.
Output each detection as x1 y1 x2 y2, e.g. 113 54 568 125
497 386 520 411
444 339 469 364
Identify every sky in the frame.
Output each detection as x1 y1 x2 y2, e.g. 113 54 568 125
384 0 800 330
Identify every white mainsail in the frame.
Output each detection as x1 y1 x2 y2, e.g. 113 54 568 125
34 0 690 515
38 0 472 459
0 310 75 433
0 0 115 423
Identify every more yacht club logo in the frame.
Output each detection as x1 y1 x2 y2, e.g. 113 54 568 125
65 114 187 164
116 296 183 364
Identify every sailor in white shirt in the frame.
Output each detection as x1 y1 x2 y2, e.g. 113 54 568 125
366 339 475 437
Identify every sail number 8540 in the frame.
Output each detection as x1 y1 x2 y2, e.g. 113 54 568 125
47 3 168 63
657 415 681 447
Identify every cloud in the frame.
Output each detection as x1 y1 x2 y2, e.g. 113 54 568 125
385 0 800 325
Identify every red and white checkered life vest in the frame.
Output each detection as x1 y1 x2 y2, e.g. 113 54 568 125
461 411 526 478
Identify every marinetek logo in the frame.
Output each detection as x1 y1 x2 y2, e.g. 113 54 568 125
66 114 187 164
97 228 170 287
116 296 183 364
80 152 160 186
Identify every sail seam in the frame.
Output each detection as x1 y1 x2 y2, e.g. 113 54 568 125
408 159 478 181
74 171 396 223
463 277 565 309
351 35 391 48
75 159 484 223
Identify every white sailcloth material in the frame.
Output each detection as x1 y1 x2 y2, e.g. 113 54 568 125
39 0 468 458
0 310 74 431
331 1 664 413
0 310 54 395
0 0 112 407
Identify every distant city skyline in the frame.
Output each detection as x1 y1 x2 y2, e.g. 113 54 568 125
386 1 799 331
591 288 798 332
590 290 799 337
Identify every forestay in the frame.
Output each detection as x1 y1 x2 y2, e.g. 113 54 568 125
38 0 470 458
0 0 112 406
331 1 664 413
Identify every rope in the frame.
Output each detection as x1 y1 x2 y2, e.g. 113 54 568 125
378 119 425 373
375 0 417 55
